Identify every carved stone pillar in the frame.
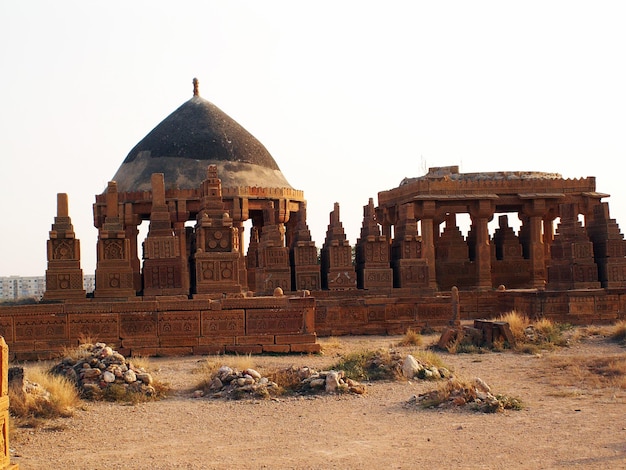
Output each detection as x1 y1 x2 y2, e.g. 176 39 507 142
522 199 547 289
470 200 494 290
94 181 136 298
173 221 190 294
192 166 244 298
355 198 392 290
43 193 86 300
123 204 142 292
416 201 437 290
255 201 291 294
142 173 186 296
390 203 429 289
290 203 321 291
321 203 356 290
547 203 600 290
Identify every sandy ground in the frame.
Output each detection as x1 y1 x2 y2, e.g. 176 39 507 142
9 333 626 470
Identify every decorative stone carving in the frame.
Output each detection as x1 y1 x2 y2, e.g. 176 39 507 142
142 173 186 296
255 202 291 295
43 193 86 300
290 203 321 291
547 203 600 290
436 213 475 290
321 203 356 290
491 215 531 288
355 198 392 290
192 166 244 297
94 182 136 298
586 202 626 289
390 203 429 289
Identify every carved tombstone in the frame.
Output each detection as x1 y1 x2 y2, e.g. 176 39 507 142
255 202 291 294
585 202 626 288
141 173 186 296
390 203 429 288
94 182 136 298
355 198 392 289
321 203 357 290
491 214 530 288
289 203 321 291
0 338 18 469
43 193 86 300
192 166 244 297
436 213 474 290
547 203 600 290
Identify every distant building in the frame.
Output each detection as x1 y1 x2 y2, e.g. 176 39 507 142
0 275 95 301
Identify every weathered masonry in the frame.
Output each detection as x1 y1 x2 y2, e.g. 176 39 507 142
2 80 625 359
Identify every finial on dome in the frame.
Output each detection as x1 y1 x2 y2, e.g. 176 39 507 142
192 77 199 97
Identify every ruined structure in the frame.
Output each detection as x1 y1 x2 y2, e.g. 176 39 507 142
376 166 625 291
2 82 626 359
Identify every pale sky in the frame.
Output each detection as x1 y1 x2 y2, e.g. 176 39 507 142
1 1 625 276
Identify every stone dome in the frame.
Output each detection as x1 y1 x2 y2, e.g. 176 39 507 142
110 78 292 192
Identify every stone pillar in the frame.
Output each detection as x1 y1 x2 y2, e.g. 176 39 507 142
142 173 187 297
43 193 86 300
290 203 321 291
234 221 248 291
543 217 555 261
321 203 357 290
522 200 547 290
587 201 626 288
390 203 429 289
255 202 291 294
123 204 142 292
246 226 260 292
355 198 393 290
470 201 494 290
192 166 244 298
417 201 437 290
94 181 136 298
173 221 190 294
547 203 600 290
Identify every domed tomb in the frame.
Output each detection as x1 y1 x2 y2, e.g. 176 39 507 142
93 79 309 296
111 78 293 192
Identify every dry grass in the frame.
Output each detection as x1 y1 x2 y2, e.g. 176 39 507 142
410 349 449 370
416 376 523 412
610 320 626 343
9 365 81 429
319 336 342 355
397 328 423 347
331 348 448 382
495 310 530 343
193 354 256 390
546 354 626 391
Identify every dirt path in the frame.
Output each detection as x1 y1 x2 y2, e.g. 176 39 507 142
10 335 626 469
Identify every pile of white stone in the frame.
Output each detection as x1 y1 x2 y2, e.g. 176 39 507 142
401 354 452 380
194 365 366 400
51 342 156 399
408 377 522 413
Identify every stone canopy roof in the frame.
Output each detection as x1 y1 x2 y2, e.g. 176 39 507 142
110 78 292 193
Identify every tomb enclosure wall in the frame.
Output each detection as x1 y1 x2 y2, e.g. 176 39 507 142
0 296 318 360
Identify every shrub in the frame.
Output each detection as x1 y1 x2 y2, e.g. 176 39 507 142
9 366 81 429
495 310 529 343
397 329 423 347
610 320 626 344
332 348 448 382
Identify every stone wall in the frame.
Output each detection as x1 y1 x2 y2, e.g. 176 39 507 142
0 289 624 360
0 297 317 361
313 288 626 336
